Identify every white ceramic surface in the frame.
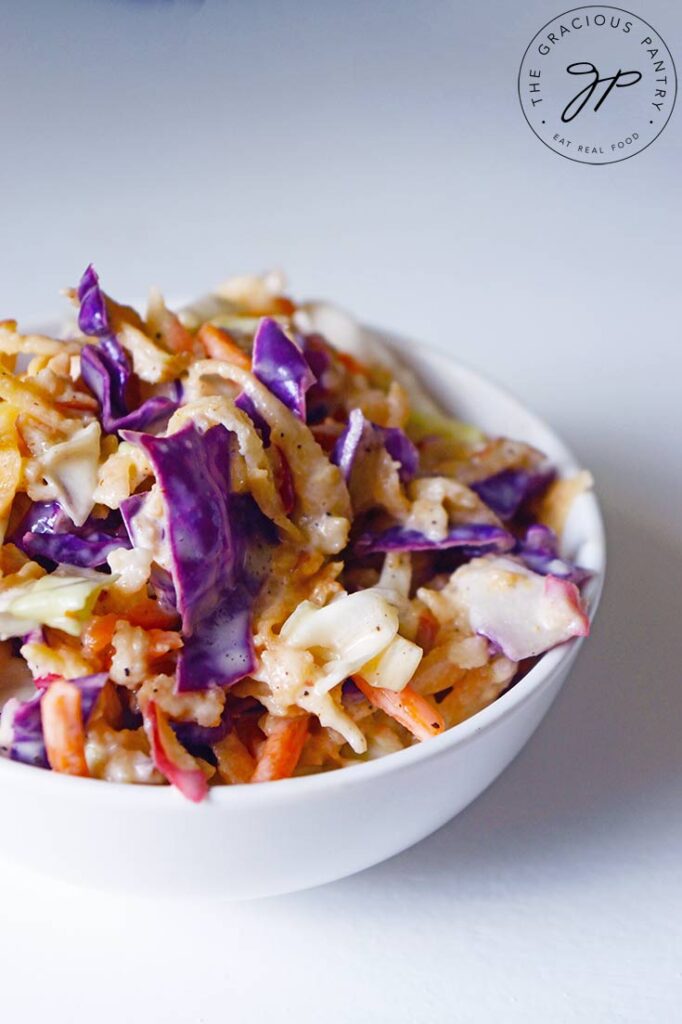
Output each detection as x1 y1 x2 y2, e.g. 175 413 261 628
0 330 605 900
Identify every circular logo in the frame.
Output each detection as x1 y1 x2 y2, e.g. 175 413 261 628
518 6 677 164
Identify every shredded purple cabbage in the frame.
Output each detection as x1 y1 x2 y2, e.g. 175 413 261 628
235 391 271 445
119 492 147 543
121 493 179 612
250 317 315 420
13 501 130 568
381 426 419 481
236 316 316 440
179 584 255 694
471 467 554 521
303 337 332 384
515 524 592 585
354 522 514 556
9 692 48 768
78 265 179 434
77 264 110 336
333 408 366 479
123 424 274 691
71 672 109 722
302 335 333 423
332 409 418 484
124 424 234 632
80 342 178 435
172 705 232 754
8 673 107 769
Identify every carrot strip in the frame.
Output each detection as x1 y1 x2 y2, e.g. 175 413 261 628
267 296 296 316
153 307 194 354
250 715 309 783
146 629 183 659
416 609 439 652
82 613 119 656
197 323 251 369
126 600 179 630
41 680 89 776
337 351 369 376
240 297 296 317
102 591 179 630
352 676 445 741
214 731 256 785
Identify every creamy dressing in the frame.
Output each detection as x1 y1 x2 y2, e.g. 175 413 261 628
28 420 101 526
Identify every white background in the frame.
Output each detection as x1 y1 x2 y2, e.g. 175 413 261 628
0 1 680 1020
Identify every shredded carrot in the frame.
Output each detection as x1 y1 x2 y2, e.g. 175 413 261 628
214 731 256 784
352 676 445 741
82 613 119 657
231 713 264 758
82 616 180 667
125 598 179 630
409 644 467 696
146 629 183 659
437 665 511 730
337 351 369 377
416 609 439 652
41 680 89 776
269 296 296 316
245 296 296 317
156 309 194 354
102 591 179 630
250 715 309 783
197 323 251 369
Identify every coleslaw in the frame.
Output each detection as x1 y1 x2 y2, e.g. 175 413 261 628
0 267 593 800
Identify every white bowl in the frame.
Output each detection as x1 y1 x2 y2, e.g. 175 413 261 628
0 328 605 899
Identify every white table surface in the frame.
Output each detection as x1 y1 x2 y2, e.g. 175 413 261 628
0 1 680 1020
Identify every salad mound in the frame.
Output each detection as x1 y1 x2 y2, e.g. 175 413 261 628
0 267 593 799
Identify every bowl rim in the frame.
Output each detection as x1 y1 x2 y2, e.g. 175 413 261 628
0 325 606 808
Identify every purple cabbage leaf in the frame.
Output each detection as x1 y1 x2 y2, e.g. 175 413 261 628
470 467 554 521
354 522 514 556
122 424 275 691
250 317 315 420
12 501 130 569
236 318 315 437
332 408 418 484
77 263 110 336
514 524 592 586
171 705 232 755
77 265 179 434
7 692 48 768
7 672 108 769
235 391 271 445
